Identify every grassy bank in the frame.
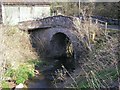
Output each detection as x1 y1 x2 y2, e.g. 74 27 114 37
76 29 119 89
0 25 39 88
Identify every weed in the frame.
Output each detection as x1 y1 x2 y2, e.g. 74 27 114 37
5 63 35 85
27 59 49 70
1 81 9 90
78 67 119 89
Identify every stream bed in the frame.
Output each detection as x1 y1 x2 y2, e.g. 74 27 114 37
27 73 54 89
26 58 78 89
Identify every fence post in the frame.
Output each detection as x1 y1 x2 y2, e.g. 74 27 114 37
95 19 98 25
90 17 92 25
105 22 108 36
105 22 107 30
80 17 82 24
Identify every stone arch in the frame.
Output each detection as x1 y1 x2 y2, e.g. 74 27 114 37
28 27 85 63
45 27 80 61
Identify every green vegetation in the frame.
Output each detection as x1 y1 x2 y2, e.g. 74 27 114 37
0 26 38 88
27 59 49 70
78 67 119 89
51 2 119 19
5 62 35 85
1 81 9 90
93 2 119 19
77 30 119 89
1 59 47 88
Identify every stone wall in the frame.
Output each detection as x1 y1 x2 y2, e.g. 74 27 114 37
18 15 88 65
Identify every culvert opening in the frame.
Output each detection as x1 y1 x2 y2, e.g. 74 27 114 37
50 32 75 72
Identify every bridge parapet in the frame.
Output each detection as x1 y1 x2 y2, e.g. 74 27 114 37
18 15 80 31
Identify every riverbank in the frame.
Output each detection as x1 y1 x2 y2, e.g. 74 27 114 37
0 25 38 89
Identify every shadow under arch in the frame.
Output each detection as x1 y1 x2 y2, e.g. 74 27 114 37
50 32 75 71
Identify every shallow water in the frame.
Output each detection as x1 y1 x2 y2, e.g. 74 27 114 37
27 57 75 89
27 74 54 89
28 79 52 88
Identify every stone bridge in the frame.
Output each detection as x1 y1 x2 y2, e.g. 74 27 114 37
18 15 88 70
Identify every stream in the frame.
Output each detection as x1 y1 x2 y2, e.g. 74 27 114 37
27 75 53 89
26 65 55 89
26 57 77 89
26 66 82 89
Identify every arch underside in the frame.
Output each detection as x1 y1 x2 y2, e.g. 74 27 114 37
50 32 75 71
50 32 73 57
